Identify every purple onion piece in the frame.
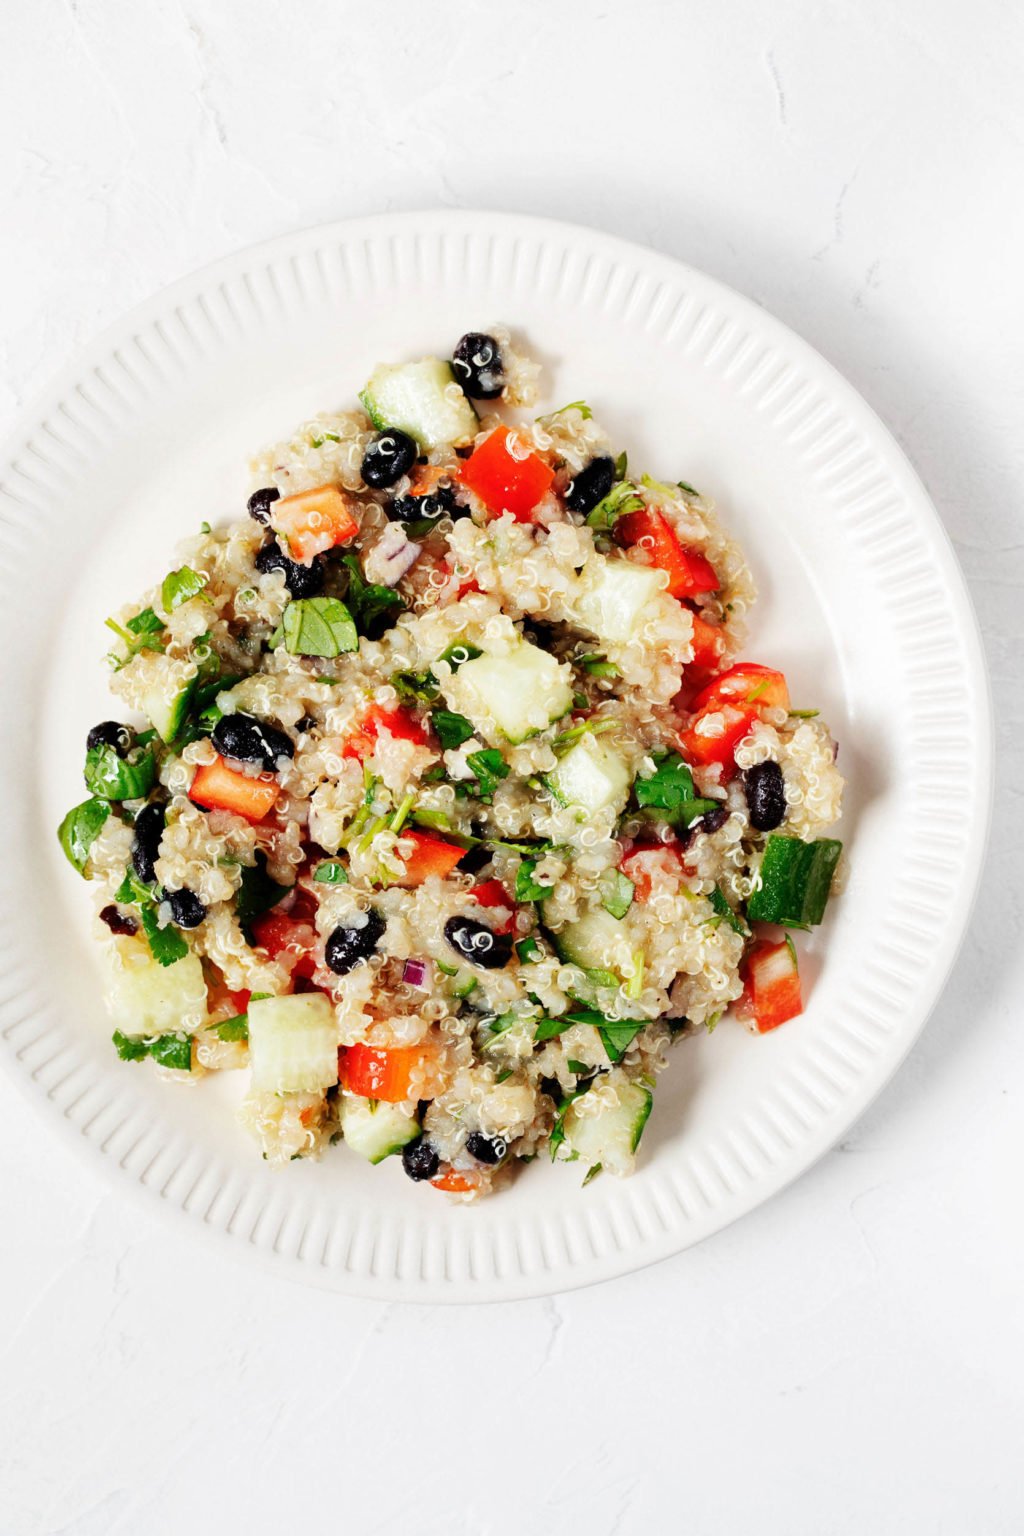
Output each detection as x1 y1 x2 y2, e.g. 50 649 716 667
403 958 431 989
371 522 422 586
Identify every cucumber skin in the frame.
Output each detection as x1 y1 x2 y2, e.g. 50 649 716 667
339 1096 419 1164
359 358 478 449
747 836 842 927
144 677 195 745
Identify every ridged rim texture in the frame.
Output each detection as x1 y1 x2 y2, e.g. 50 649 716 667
0 213 991 1301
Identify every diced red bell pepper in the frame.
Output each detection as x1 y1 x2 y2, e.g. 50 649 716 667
467 879 516 935
679 701 759 772
271 484 359 563
394 829 466 888
342 703 430 760
430 1167 482 1194
689 663 790 716
338 1041 437 1102
614 508 719 599
251 910 318 980
460 426 554 522
619 842 686 903
688 611 726 672
738 936 803 1032
190 754 282 822
228 988 252 1013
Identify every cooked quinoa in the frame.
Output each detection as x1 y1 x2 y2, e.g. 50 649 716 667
58 329 845 1197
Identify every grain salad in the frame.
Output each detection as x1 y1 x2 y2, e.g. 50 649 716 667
58 329 845 1198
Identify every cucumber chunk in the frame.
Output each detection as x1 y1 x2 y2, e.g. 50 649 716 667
746 835 842 927
572 557 665 644
547 735 631 816
338 1095 419 1163
248 994 339 1094
549 904 633 976
359 357 478 450
104 938 208 1036
563 1076 653 1176
142 676 195 745
444 642 573 744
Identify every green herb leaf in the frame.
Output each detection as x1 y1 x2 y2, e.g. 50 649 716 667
494 1068 513 1084
127 608 164 637
314 860 349 885
515 937 541 964
139 905 189 967
598 1019 644 1062
465 748 510 802
438 641 482 669
115 866 155 907
539 399 592 421
282 596 358 658
535 1016 573 1042
708 884 748 935
147 1033 193 1071
432 709 475 750
83 744 157 802
216 1014 249 1042
235 853 289 927
788 708 820 719
634 751 719 828
57 798 110 874
161 565 208 612
677 480 699 497
112 1029 149 1062
599 868 634 920
584 968 621 989
515 858 551 904
582 1162 603 1186
566 1059 590 1075
551 716 619 757
613 451 628 479
586 480 644 531
341 554 406 639
391 668 439 704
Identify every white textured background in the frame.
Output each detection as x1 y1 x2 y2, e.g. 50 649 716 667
2 3 1021 1533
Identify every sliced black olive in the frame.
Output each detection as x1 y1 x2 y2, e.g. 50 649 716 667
745 760 786 831
465 1130 507 1165
247 487 280 525
325 909 387 975
254 538 325 598
443 915 513 970
361 430 417 490
401 1137 440 1182
163 888 207 929
86 721 134 757
212 712 295 771
131 801 166 885
451 333 504 399
565 456 615 515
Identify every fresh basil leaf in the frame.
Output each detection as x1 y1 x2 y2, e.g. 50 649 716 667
235 854 288 926
634 751 718 827
282 596 358 658
566 1059 590 1075
584 968 621 988
708 884 748 935
139 905 189 967
391 669 439 704
341 554 406 639
147 1033 193 1071
314 860 349 885
161 566 208 612
534 1016 573 1042
515 858 551 904
112 1029 149 1061
466 749 509 802
598 1019 645 1063
57 798 110 874
599 868 634 920
216 1014 249 1042
432 710 475 750
84 744 157 802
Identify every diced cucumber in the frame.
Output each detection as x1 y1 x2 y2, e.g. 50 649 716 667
444 642 573 744
103 938 208 1037
448 967 478 1000
746 835 843 927
547 735 631 816
359 357 478 450
573 557 665 644
549 904 633 976
563 1077 653 1176
248 994 339 1094
338 1094 419 1164
142 675 195 745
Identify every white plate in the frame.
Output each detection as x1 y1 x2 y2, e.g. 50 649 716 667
0 212 991 1302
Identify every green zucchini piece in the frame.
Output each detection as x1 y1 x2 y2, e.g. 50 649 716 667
746 835 842 927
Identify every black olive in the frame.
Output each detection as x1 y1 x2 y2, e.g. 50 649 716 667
565 456 616 515
745 760 786 831
254 538 325 598
99 904 139 937
247 486 280 524
443 915 513 970
163 888 207 929
360 430 418 490
401 1137 440 1182
451 333 504 399
455 843 492 877
86 721 134 757
295 714 317 734
212 712 295 770
466 1130 507 1165
539 1075 563 1106
325 909 387 975
131 802 166 885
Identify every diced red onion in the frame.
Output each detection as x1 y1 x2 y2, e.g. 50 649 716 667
369 522 422 586
403 958 431 989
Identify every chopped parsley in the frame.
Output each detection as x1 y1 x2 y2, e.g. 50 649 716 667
113 1028 192 1070
464 748 510 802
341 554 406 639
514 858 551 904
432 709 475 750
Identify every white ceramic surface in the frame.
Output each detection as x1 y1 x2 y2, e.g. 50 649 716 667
0 211 991 1301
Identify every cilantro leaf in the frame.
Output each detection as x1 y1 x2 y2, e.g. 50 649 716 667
534 1016 573 1042
139 905 189 967
465 749 510 802
515 858 552 903
391 669 439 704
161 566 208 612
341 554 406 639
282 596 358 658
57 798 110 874
432 709 475 750
216 1014 249 1042
597 1019 645 1062
586 480 644 531
314 860 349 884
148 1033 193 1071
127 608 164 637
112 1030 149 1062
